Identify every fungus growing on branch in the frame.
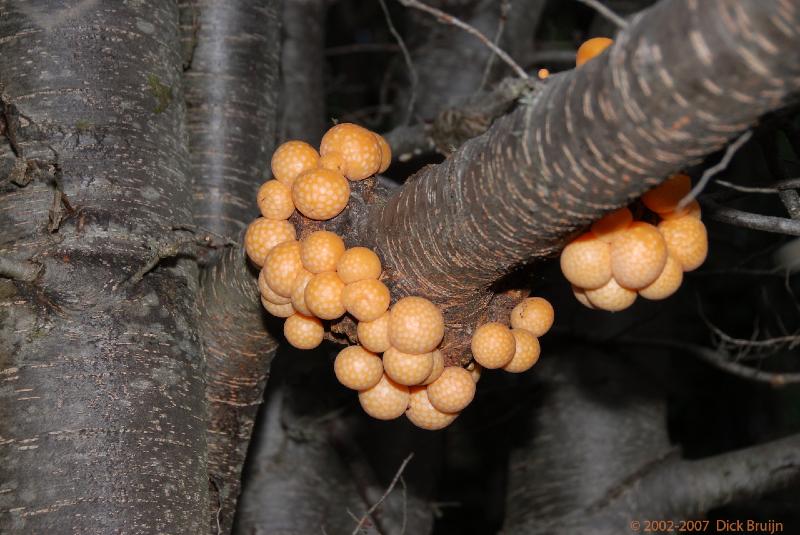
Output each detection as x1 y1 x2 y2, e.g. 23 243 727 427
263 240 304 297
337 247 382 283
284 313 324 350
560 233 613 290
256 180 295 220
300 230 346 273
388 296 445 355
503 329 541 373
357 311 392 353
334 346 384 390
292 168 350 221
244 218 296 267
271 140 320 187
426 367 475 413
358 374 410 420
575 37 613 66
342 279 391 322
320 122 382 180
406 386 458 431
610 222 668 290
304 271 346 320
383 347 435 386
509 297 554 337
470 322 516 369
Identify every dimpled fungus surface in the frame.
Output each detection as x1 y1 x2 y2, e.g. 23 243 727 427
300 230 346 273
244 218 296 267
320 123 382 180
560 233 613 290
334 346 384 390
337 247 382 283
319 151 346 174
576 37 613 66
357 311 392 353
261 296 295 318
263 240 304 297
284 313 324 349
342 279 391 322
389 296 444 354
639 255 684 300
304 271 346 320
509 297 554 337
641 173 691 214
258 267 291 305
271 140 320 187
658 216 708 271
383 347 434 386
375 133 392 173
422 350 445 385
406 386 458 430
292 168 351 221
290 269 314 316
503 329 542 373
257 180 295 220
358 375 410 420
591 207 633 243
611 222 668 290
585 277 637 311
470 322 515 369
427 367 475 413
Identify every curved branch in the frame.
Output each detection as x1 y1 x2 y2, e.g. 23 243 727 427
703 198 800 236
362 0 800 358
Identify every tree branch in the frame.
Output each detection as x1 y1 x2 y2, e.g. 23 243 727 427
702 198 800 236
361 0 800 361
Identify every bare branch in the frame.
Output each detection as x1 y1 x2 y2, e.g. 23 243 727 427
396 0 529 80
378 0 417 124
478 0 511 91
575 0 628 29
680 130 753 209
351 453 415 535
702 198 800 236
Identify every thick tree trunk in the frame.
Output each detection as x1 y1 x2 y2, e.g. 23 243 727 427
0 2 206 533
181 1 282 532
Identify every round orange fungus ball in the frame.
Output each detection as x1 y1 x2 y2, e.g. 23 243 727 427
471 322 515 369
560 233 613 290
257 180 294 220
292 168 350 221
389 296 444 354
610 222 668 289
383 347 434 386
422 349 445 385
509 297 554 337
427 367 475 413
375 133 392 174
300 230 346 273
358 374 410 420
284 313 324 349
642 173 691 214
334 346 384 390
357 311 391 353
337 247 382 283
261 296 294 318
342 279 391 322
320 123 382 180
244 218 296 267
503 329 541 373
406 386 458 430
658 216 708 271
263 240 304 297
638 255 684 300
585 277 637 311
576 37 613 67
304 271 346 320
258 267 291 305
290 269 314 316
271 140 320 187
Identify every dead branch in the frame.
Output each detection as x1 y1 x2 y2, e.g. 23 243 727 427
702 198 800 236
576 0 629 29
351 453 414 535
680 130 753 208
378 0 417 124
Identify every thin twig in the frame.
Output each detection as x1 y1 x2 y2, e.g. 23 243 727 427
679 130 753 209
714 180 779 194
378 0 417 124
478 0 510 91
575 0 629 29
396 0 529 80
351 453 414 535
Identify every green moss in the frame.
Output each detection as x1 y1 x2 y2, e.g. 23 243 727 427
147 74 172 114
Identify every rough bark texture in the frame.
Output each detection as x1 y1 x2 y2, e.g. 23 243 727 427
181 1 282 532
185 0 281 240
0 2 207 533
363 0 800 363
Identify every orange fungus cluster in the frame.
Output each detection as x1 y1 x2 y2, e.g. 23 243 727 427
244 122 555 431
561 174 708 311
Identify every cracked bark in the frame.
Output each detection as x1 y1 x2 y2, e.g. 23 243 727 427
0 1 207 533
181 1 282 532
